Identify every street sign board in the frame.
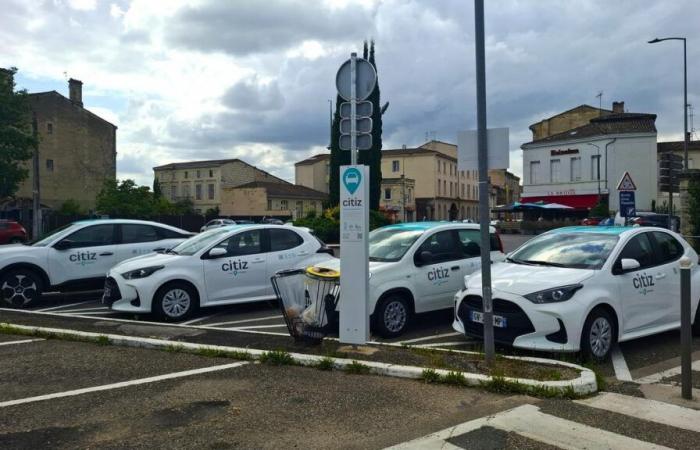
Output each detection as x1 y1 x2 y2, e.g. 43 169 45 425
340 101 372 118
340 134 372 151
336 58 377 101
457 128 510 170
340 117 372 134
339 165 370 344
616 171 637 191
619 191 636 218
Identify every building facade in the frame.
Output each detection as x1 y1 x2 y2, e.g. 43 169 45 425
380 176 416 222
521 102 658 212
220 181 326 219
294 153 330 193
154 159 288 214
12 77 117 212
489 169 521 206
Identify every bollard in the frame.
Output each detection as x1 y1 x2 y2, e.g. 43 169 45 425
679 256 693 400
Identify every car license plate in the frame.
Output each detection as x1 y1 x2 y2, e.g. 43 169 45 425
470 310 507 328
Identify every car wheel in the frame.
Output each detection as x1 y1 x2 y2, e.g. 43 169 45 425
373 295 411 338
581 308 615 362
153 282 197 321
0 269 43 308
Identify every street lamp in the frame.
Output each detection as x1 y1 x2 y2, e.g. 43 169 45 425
648 37 689 169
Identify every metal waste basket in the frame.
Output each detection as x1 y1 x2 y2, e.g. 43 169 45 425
271 267 340 344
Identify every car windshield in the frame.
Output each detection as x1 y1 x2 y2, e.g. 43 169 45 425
170 228 232 256
28 223 75 247
369 228 424 262
507 232 619 270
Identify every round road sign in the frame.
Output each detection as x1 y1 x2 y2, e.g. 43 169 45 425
335 57 377 102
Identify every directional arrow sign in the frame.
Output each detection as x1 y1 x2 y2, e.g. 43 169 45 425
340 117 372 134
340 101 372 118
340 134 372 151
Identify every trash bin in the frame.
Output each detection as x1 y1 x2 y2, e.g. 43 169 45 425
271 267 340 344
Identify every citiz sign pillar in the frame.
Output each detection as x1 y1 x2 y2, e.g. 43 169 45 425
339 165 370 344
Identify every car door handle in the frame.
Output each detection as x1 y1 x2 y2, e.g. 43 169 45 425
99 252 114 256
451 266 460 271
656 272 667 280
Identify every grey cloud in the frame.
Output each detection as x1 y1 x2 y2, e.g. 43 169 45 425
222 76 285 111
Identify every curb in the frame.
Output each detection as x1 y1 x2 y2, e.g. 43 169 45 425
1 322 598 395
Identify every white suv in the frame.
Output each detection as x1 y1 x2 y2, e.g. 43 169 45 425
313 222 504 337
0 219 192 308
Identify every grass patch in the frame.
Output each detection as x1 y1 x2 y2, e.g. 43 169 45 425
194 347 251 360
582 362 607 391
421 368 442 384
260 350 295 366
442 371 468 386
344 360 371 375
95 335 110 346
480 376 581 399
315 357 335 371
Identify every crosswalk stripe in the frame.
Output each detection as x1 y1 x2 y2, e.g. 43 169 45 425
387 404 671 450
576 392 700 433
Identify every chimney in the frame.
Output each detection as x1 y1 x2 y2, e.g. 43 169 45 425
68 78 83 107
612 101 624 113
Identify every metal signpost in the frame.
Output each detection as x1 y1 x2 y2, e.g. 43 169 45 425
335 53 376 344
679 256 693 400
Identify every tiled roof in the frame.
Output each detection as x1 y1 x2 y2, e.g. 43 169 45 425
294 153 330 166
234 181 327 200
382 147 457 161
657 140 700 153
153 159 243 170
522 112 657 147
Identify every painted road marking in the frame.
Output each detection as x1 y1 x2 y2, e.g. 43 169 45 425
36 301 93 312
179 313 221 326
576 392 700 433
636 359 700 384
0 338 44 347
386 403 670 450
611 344 633 382
233 324 288 330
0 361 249 408
54 307 110 314
205 314 283 327
397 332 462 345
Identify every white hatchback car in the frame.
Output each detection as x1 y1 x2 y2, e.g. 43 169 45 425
0 219 192 308
104 225 335 320
313 222 504 337
453 226 700 361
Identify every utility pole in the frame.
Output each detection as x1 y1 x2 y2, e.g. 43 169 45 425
31 112 41 239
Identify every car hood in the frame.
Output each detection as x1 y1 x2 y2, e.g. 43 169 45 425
466 262 595 296
113 252 182 272
0 245 45 257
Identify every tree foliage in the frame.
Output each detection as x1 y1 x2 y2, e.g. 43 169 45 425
95 179 194 218
58 199 83 216
0 67 36 199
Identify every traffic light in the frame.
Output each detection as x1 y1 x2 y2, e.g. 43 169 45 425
659 152 683 193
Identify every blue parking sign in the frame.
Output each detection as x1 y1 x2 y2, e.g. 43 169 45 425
619 191 636 218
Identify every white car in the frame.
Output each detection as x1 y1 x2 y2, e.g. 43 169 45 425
453 226 700 361
312 222 505 337
0 219 192 308
104 224 336 321
200 218 236 232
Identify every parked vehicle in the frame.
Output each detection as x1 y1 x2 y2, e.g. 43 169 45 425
0 219 192 308
0 220 27 244
261 217 285 225
311 222 505 337
103 225 335 320
453 226 700 361
200 218 236 232
614 211 680 231
581 217 602 226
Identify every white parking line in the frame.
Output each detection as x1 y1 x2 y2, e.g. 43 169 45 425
0 338 44 347
611 344 633 382
180 313 220 326
36 301 92 312
205 314 282 327
397 332 463 345
0 361 249 408
233 324 287 330
55 307 110 314
635 360 700 384
60 311 121 316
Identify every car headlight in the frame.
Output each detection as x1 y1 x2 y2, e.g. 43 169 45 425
524 284 582 304
121 265 164 280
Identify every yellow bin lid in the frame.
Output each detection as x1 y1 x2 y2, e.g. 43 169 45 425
305 266 340 279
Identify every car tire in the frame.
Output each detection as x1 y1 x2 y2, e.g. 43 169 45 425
373 295 412 338
0 269 43 308
152 282 197 321
581 308 616 362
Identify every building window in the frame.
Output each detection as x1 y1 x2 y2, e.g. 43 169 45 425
296 201 303 216
438 180 441 195
267 199 272 210
171 185 178 200
550 159 561 183
384 188 392 200
392 160 400 172
208 183 215 199
461 184 465 198
443 162 446 173
408 188 412 201
195 184 202 200
443 180 447 196
529 161 540 184
196 170 201 178
449 182 453 197
209 169 214 177
591 155 601 180
570 157 582 181
183 184 191 198
46 159 54 172
184 171 188 179
437 161 441 173
281 200 288 210
47 123 53 134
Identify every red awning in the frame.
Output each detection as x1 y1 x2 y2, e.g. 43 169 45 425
520 194 603 210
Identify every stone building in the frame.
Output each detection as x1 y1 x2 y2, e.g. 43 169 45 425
489 169 521 206
220 181 327 219
294 153 330 194
153 158 288 214
12 77 117 212
380 176 416 222
529 103 615 141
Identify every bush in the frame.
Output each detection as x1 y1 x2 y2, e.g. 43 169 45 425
589 199 609 218
58 199 83 215
293 207 390 244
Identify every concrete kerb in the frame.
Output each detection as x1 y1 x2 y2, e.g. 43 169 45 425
0 322 598 395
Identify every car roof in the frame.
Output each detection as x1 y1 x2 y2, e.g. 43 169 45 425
548 226 638 236
72 218 187 231
379 221 486 232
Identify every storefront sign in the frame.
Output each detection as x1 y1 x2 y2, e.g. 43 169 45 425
550 148 579 156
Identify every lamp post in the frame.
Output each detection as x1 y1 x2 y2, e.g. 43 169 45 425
649 37 689 170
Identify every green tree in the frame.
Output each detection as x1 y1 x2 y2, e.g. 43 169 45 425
58 199 83 215
96 179 157 218
0 67 36 198
205 206 220 221
153 178 162 199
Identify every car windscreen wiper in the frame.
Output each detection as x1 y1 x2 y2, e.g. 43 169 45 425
165 249 179 255
506 256 531 265
519 260 567 268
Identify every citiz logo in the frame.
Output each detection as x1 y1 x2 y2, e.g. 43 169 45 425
221 260 248 275
632 272 655 295
342 198 362 207
428 267 450 282
69 252 97 265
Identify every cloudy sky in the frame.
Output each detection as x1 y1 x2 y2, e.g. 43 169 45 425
2 0 698 185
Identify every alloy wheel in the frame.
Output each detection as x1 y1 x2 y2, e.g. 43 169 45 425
1 274 38 307
589 317 612 358
161 288 191 318
384 300 407 333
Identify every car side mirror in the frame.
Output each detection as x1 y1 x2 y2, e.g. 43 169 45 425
417 250 433 266
620 258 640 273
53 240 73 251
207 247 228 259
